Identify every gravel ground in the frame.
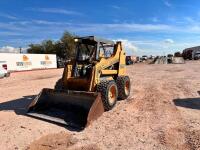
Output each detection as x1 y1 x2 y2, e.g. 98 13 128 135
0 61 200 150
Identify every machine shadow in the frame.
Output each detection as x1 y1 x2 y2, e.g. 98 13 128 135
173 97 200 110
0 95 82 131
0 95 35 115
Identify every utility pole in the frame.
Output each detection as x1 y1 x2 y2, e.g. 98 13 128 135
19 47 22 53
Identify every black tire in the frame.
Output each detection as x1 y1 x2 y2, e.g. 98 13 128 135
97 80 118 111
55 78 63 90
116 76 131 100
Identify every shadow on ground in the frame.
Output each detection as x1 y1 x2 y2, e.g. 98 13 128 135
0 95 83 131
0 95 35 115
173 98 200 110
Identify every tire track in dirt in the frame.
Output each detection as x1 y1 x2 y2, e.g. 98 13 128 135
131 80 191 150
162 79 200 150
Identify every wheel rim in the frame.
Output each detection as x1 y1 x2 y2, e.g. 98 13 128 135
108 85 117 104
125 80 130 95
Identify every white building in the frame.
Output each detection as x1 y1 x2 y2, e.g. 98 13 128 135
0 53 57 71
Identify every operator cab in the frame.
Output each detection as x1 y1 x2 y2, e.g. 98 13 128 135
74 36 115 61
72 36 115 78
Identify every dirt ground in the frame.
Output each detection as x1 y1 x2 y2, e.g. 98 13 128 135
0 61 200 150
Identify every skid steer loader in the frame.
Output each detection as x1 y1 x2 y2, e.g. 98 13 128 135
27 36 131 129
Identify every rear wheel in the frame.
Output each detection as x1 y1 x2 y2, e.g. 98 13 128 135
97 80 118 111
116 76 131 100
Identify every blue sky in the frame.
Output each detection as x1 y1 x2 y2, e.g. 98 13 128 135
0 0 200 55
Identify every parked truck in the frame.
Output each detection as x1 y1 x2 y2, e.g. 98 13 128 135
0 61 10 78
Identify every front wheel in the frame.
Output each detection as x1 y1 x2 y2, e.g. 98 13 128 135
97 80 118 111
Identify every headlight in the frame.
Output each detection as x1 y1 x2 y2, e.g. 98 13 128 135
74 39 79 42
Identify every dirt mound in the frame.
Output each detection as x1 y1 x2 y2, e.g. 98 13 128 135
27 132 75 150
26 132 100 150
172 57 185 64
154 56 168 64
153 56 185 64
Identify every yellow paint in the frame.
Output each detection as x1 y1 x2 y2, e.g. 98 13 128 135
62 41 127 92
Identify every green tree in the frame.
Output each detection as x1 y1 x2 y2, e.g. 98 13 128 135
27 44 44 54
60 31 76 59
27 31 76 59
41 40 55 54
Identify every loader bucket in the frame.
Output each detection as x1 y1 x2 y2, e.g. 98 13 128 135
27 88 104 129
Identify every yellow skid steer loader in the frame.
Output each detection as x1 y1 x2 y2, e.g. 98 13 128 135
27 36 131 129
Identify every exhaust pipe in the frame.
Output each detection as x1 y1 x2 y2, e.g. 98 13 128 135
27 88 104 129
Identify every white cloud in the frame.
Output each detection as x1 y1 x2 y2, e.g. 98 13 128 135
163 0 172 7
164 39 174 44
31 20 71 25
108 23 171 31
0 31 23 36
119 39 179 56
1 19 200 56
70 23 173 34
2 19 200 36
132 40 158 46
115 39 138 54
29 8 82 15
111 5 121 9
0 13 18 20
184 17 196 24
0 46 27 53
151 17 159 22
162 39 174 50
0 46 19 53
0 22 23 31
